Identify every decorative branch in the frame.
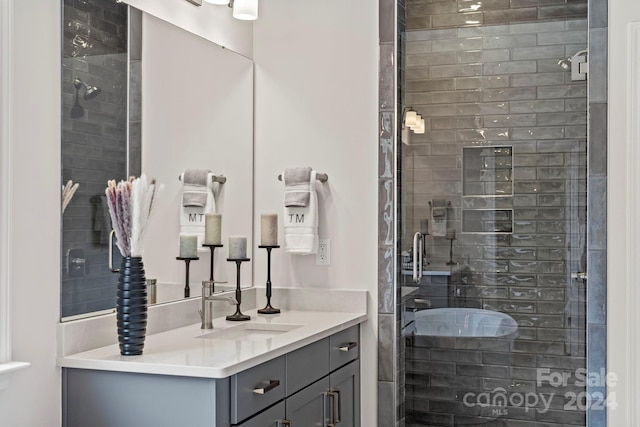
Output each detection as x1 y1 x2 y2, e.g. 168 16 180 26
62 180 79 213
105 174 163 258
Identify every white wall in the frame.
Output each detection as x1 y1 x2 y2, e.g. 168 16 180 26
0 0 62 425
124 0 253 59
252 0 379 424
141 13 254 291
608 1 640 425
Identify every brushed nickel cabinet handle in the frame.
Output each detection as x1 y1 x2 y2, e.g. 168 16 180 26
253 379 280 395
322 391 336 427
331 388 341 424
339 342 358 352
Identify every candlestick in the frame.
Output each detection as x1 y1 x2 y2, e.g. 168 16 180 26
202 244 224 286
176 256 199 298
228 236 247 259
258 245 281 314
226 257 251 321
446 229 457 266
179 235 198 258
204 213 222 245
260 214 278 246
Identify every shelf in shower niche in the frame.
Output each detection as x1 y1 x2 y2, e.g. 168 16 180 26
461 208 513 234
401 267 458 277
462 145 513 197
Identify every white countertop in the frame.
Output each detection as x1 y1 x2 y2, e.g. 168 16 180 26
57 308 367 379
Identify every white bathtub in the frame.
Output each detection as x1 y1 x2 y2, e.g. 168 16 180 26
414 308 518 338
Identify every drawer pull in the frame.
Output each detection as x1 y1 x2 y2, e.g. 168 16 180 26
253 379 280 395
339 342 357 352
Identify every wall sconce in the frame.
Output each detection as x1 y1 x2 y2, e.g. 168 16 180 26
403 108 425 133
402 108 425 145
201 0 258 21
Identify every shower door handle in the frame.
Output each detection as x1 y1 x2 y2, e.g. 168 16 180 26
413 232 423 284
109 229 119 273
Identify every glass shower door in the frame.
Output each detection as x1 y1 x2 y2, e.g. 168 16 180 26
399 12 591 427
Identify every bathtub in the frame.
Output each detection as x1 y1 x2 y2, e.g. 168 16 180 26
414 307 518 338
407 308 519 425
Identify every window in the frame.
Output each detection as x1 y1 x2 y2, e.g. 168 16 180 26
0 0 28 375
0 0 11 366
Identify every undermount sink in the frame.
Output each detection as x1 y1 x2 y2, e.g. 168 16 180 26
197 323 303 341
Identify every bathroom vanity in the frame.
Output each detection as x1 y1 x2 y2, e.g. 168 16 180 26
59 304 365 427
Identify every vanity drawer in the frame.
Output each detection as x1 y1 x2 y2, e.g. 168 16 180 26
286 337 329 396
329 325 360 371
231 356 286 424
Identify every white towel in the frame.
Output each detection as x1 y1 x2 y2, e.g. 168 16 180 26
431 201 447 237
180 172 217 248
284 170 319 254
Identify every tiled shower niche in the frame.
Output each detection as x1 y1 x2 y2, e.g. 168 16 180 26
462 146 514 234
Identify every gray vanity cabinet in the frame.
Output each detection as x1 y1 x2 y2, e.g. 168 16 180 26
63 325 360 427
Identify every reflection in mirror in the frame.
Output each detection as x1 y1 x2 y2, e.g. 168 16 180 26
61 2 254 320
61 0 136 319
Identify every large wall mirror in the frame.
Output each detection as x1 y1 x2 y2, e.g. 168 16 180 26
61 1 254 320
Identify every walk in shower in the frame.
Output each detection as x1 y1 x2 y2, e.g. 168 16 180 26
377 1 608 426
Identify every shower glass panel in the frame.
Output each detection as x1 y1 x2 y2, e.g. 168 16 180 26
399 5 589 426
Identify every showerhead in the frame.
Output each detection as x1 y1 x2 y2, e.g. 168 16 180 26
74 77 101 100
84 85 101 100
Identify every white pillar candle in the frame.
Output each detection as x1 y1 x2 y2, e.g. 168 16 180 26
260 214 278 246
179 235 198 258
228 236 247 259
204 213 222 245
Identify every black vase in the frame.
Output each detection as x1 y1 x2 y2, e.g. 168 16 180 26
116 256 147 356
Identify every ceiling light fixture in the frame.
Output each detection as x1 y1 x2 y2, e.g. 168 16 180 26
232 0 258 20
189 0 259 21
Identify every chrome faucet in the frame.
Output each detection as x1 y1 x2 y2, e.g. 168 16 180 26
199 282 237 329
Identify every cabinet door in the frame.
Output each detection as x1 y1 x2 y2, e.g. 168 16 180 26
285 377 330 427
329 360 360 427
235 401 286 427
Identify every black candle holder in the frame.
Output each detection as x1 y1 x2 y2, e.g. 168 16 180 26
226 258 251 321
258 245 280 314
202 244 224 289
446 235 457 266
176 256 199 298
